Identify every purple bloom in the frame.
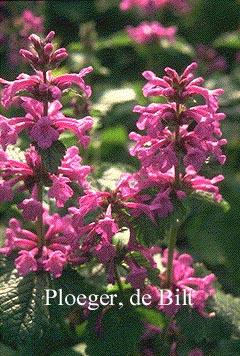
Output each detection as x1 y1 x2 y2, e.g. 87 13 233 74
58 146 91 187
29 116 59 149
15 248 38 275
48 175 73 208
188 349 204 356
18 198 44 221
95 205 119 241
126 263 148 288
0 116 18 150
161 249 215 317
94 242 116 264
0 179 14 202
42 249 67 278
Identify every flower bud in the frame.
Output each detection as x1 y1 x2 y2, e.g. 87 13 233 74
50 48 68 65
19 49 38 63
45 31 55 43
44 43 54 57
28 34 42 51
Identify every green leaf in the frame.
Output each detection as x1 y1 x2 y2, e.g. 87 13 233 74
0 342 20 356
135 307 167 329
85 306 144 356
0 267 50 350
132 197 189 247
51 343 88 356
214 31 240 49
212 289 240 336
213 339 240 356
37 140 67 174
96 31 131 50
176 307 232 344
191 190 230 212
166 36 195 57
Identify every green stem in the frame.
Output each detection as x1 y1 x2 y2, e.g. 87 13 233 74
166 221 179 288
174 103 181 189
36 70 48 253
114 264 124 295
36 180 45 253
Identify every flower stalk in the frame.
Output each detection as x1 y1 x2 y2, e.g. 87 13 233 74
165 220 179 288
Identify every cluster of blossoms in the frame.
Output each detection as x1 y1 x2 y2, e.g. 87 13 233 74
0 31 226 355
116 62 227 222
127 21 177 44
120 0 190 14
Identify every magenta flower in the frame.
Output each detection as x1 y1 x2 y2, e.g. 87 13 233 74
15 248 38 275
0 213 79 278
161 249 215 317
29 116 60 149
58 146 91 187
95 205 119 241
94 242 116 264
126 263 148 288
0 115 18 149
0 96 93 150
42 249 67 278
0 32 93 151
18 198 44 221
196 44 228 75
127 21 177 44
48 175 73 208
0 145 91 208
0 178 14 202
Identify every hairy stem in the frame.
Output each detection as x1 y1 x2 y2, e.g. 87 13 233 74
36 70 48 253
166 221 179 288
114 264 124 294
36 180 45 253
166 103 181 288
